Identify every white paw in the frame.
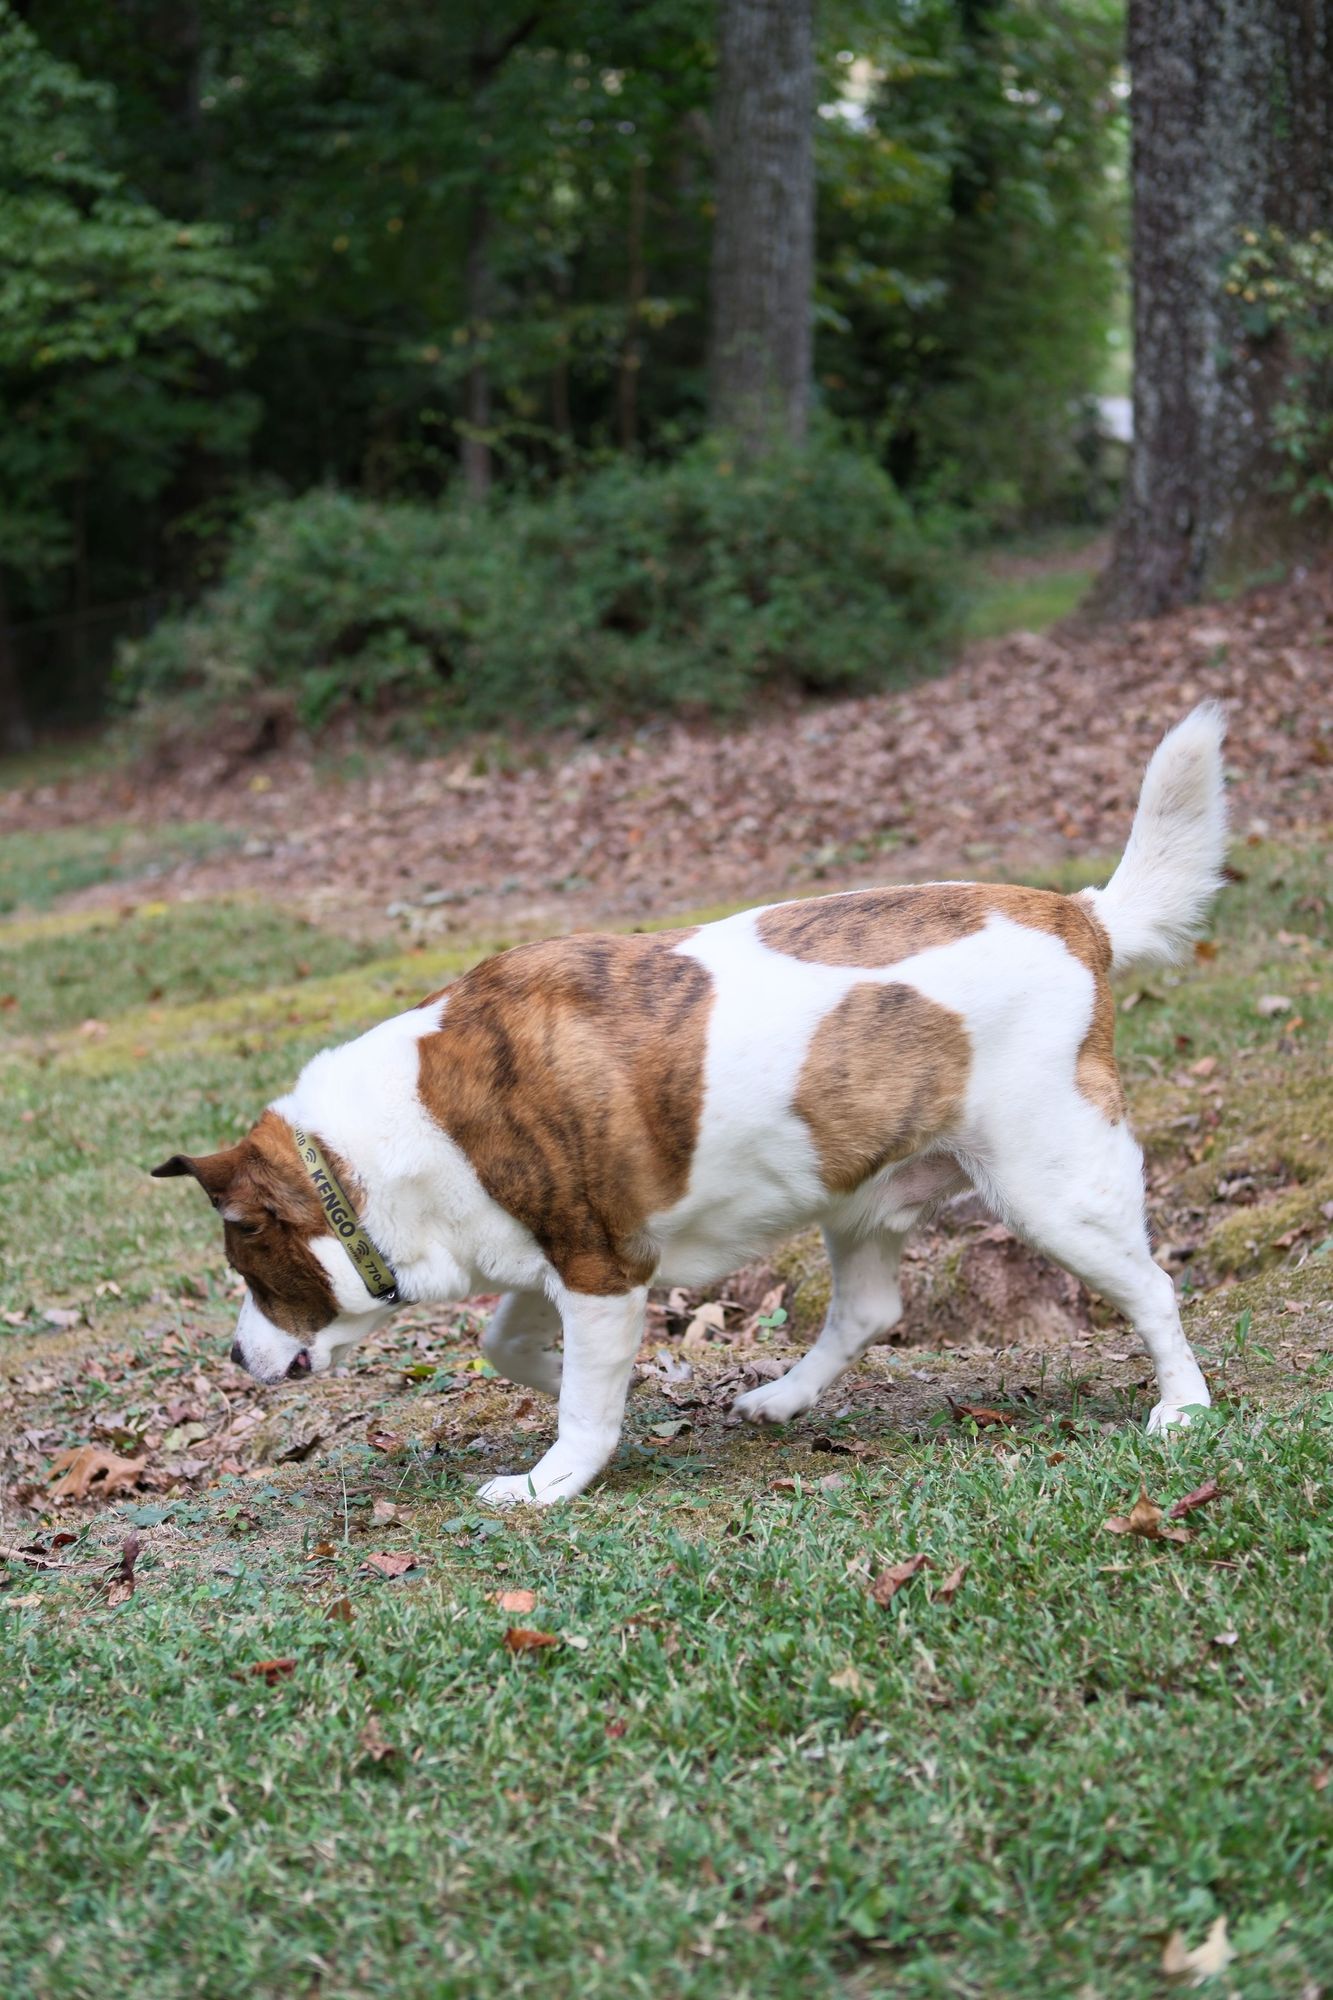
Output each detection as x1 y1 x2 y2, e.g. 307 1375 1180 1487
1146 1399 1203 1436
477 1471 549 1508
734 1372 817 1426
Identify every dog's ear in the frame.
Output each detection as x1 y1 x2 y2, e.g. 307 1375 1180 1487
149 1146 246 1202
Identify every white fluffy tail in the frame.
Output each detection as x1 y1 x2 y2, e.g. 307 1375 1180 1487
1084 704 1228 973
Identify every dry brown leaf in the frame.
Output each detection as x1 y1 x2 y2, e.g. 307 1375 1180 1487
933 1562 968 1603
1104 1487 1192 1544
48 1444 147 1502
101 1534 141 1608
357 1716 400 1763
811 1433 872 1457
829 1663 866 1697
325 1596 354 1624
495 1588 538 1614
504 1626 560 1653
371 1498 401 1525
869 1555 930 1605
1255 993 1293 1017
681 1300 727 1355
1169 1479 1222 1519
947 1398 1016 1430
363 1551 421 1579
365 1426 404 1454
249 1657 296 1685
1162 1915 1234 1983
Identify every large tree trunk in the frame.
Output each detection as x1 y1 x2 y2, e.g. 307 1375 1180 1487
708 0 815 453
0 572 33 755
462 197 493 502
1099 0 1332 618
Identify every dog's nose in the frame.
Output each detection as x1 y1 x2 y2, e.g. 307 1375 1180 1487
286 1349 312 1378
229 1341 245 1366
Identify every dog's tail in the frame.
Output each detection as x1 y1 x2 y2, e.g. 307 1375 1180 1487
1083 704 1228 974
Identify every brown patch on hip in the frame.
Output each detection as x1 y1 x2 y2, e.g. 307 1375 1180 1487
418 932 713 1295
759 882 1124 1125
795 984 971 1194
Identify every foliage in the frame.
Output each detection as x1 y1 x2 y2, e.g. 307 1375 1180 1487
117 442 961 732
816 0 1126 523
0 2 264 588
1227 227 1333 517
5 0 1130 731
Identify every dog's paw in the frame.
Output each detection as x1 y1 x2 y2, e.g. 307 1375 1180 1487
477 1472 548 1508
734 1371 815 1426
1146 1400 1200 1436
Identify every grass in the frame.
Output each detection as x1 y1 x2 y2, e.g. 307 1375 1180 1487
1 821 1330 1998
961 528 1105 640
0 820 241 914
4 1411 1333 1998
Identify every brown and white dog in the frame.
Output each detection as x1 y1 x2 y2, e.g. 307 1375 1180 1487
153 706 1226 1505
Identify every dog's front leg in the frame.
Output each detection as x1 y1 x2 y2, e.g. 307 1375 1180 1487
478 1285 647 1507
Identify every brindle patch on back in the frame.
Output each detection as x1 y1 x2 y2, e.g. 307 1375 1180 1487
418 932 713 1295
759 883 1124 1124
795 984 971 1193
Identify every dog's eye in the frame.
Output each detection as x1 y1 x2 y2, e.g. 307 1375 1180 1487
229 1218 263 1239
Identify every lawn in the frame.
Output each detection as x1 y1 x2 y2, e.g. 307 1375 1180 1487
1 818 1331 1999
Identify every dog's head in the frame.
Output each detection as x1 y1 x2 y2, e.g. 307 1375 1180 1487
151 1110 393 1382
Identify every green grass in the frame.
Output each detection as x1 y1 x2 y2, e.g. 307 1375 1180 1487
4 1411 1333 1998
1 838 1330 1997
0 899 379 1037
0 819 240 913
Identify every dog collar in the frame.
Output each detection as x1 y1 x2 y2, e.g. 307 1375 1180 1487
292 1128 400 1305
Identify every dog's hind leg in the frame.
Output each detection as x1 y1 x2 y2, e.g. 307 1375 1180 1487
480 1290 563 1397
734 1226 906 1426
973 1113 1209 1433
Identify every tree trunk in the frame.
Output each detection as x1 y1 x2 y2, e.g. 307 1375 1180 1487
0 572 33 755
617 155 648 452
462 197 493 502
708 0 815 453
1099 0 1333 618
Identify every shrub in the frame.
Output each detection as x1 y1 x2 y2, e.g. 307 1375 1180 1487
116 441 961 735
1227 227 1333 518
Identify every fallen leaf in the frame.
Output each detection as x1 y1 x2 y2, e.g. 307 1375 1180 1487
101 1534 141 1608
1169 1479 1222 1519
1212 1629 1238 1647
48 1444 147 1502
1189 1055 1218 1077
504 1626 560 1653
1313 1766 1330 1793
1104 1487 1191 1544
1193 939 1218 962
933 1563 968 1603
769 1476 799 1494
1255 993 1293 1017
495 1588 538 1614
249 1657 296 1685
829 1663 866 1697
947 1398 1016 1430
811 1433 871 1456
371 1498 401 1525
325 1596 354 1623
366 1426 404 1454
43 1307 83 1331
357 1715 400 1763
870 1555 930 1605
1162 1915 1234 1983
681 1300 727 1355
362 1551 421 1579
77 1018 108 1040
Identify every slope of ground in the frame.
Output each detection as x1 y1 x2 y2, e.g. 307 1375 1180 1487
1 571 1330 1999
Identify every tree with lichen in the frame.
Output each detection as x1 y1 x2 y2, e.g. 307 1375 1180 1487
1098 0 1333 618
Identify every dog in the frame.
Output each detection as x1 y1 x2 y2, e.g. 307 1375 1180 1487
153 705 1226 1505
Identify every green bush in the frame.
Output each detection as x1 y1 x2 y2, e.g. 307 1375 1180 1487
116 442 961 735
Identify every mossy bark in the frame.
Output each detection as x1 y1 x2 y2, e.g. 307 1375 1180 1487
708 0 815 454
1098 0 1333 618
